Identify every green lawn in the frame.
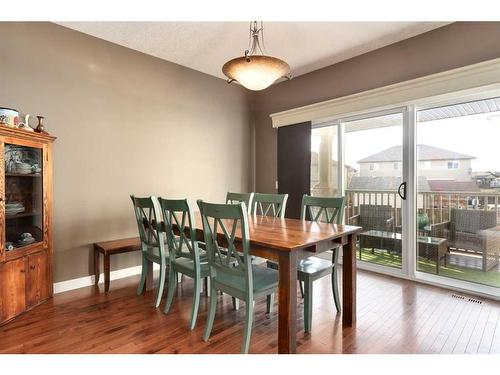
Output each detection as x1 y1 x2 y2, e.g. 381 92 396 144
358 248 500 287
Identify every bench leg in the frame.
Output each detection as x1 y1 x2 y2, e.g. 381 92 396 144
94 247 100 286
104 254 111 293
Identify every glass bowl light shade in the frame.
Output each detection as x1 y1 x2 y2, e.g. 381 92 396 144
222 55 290 91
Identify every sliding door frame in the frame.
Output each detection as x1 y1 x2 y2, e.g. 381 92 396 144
314 106 412 277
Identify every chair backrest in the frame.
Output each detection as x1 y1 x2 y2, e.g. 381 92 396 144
358 204 394 231
251 193 288 218
226 192 254 214
197 200 252 293
159 198 200 266
130 195 165 250
451 208 497 234
300 195 345 224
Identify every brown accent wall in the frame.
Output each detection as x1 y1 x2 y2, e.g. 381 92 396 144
0 22 252 282
253 22 500 194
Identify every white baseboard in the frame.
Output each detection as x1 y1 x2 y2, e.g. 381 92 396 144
53 263 160 294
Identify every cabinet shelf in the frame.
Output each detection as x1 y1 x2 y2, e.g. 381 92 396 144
5 173 41 177
6 212 42 220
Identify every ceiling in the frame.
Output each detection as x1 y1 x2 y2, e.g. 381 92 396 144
57 22 450 80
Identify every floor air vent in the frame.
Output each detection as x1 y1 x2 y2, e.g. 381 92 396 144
451 293 484 304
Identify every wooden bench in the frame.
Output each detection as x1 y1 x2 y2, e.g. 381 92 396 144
93 237 144 293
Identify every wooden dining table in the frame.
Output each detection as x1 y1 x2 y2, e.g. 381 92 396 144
175 213 363 354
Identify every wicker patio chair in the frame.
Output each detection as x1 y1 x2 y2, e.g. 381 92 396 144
429 208 500 272
348 204 396 254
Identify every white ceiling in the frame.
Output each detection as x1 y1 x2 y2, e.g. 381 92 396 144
57 22 450 80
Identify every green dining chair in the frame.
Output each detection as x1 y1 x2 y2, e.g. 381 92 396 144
267 194 345 333
130 195 168 308
197 200 278 354
226 192 254 214
225 192 254 306
160 198 210 330
251 193 288 218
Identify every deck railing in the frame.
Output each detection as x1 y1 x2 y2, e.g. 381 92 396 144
345 189 500 227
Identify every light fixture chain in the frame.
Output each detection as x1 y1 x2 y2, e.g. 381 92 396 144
259 21 267 55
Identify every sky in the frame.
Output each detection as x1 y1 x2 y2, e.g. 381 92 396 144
312 110 500 172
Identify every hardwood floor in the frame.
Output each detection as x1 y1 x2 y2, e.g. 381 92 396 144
1 268 499 354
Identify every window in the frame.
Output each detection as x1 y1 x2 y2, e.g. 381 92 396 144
369 163 377 171
420 161 431 169
393 162 399 170
447 160 459 169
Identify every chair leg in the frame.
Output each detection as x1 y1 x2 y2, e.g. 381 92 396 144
332 248 341 312
266 293 274 314
299 280 305 298
203 284 218 342
155 261 167 308
163 270 177 314
241 298 254 354
189 276 202 330
232 297 240 311
137 256 147 295
332 267 341 312
304 279 313 333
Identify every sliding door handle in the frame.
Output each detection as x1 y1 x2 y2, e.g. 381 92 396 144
398 182 407 200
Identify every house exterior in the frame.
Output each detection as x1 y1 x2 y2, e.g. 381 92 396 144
473 171 500 188
357 144 475 181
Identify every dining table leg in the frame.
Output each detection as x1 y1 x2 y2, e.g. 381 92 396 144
342 233 357 326
277 251 298 354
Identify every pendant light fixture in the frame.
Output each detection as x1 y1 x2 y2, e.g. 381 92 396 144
222 21 291 91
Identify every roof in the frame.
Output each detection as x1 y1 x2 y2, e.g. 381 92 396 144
357 144 475 163
472 171 500 179
347 176 430 191
419 97 500 122
426 180 480 192
347 176 480 192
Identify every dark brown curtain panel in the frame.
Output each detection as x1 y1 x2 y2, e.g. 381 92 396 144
277 121 312 219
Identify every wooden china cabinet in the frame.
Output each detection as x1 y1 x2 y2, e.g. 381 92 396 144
0 126 55 324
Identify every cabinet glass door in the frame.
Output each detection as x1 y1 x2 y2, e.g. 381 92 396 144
4 143 43 252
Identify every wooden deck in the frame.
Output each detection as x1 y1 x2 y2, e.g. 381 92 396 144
1 268 499 354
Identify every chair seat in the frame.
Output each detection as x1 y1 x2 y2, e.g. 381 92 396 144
267 256 334 277
144 246 169 263
216 265 278 295
298 256 333 276
173 257 210 275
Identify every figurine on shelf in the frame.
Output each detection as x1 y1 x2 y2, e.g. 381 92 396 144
35 115 46 133
17 114 34 132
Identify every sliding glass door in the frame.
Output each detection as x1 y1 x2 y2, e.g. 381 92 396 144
312 108 408 273
310 90 500 297
416 97 500 289
343 110 407 271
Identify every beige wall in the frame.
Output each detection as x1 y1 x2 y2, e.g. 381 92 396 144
253 22 500 194
0 22 252 282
